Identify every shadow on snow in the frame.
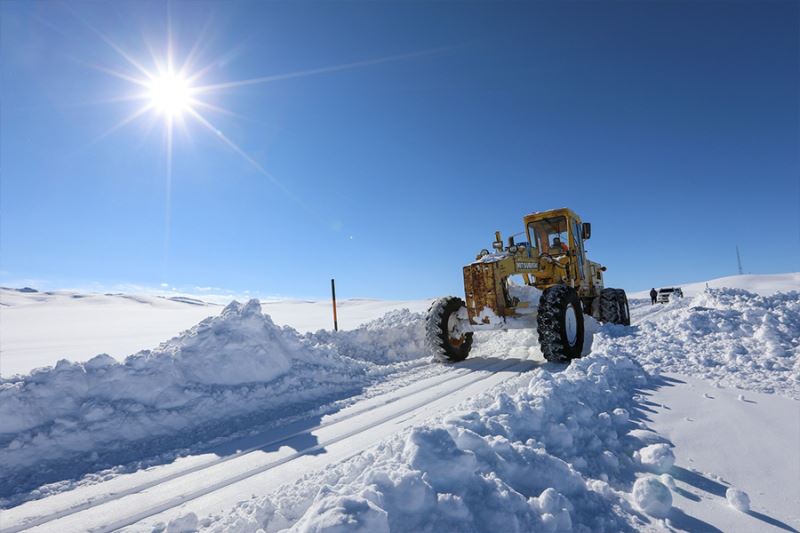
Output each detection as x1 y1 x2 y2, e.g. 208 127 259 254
631 375 798 533
0 356 535 508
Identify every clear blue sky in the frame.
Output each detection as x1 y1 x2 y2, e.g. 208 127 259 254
1 1 798 300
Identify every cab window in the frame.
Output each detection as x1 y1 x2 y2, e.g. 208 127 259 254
572 220 586 279
527 216 568 255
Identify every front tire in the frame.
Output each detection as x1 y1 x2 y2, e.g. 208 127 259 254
615 289 631 326
426 297 473 362
537 285 585 363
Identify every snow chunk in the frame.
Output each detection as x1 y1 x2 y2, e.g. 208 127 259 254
166 512 198 533
84 353 116 370
507 280 542 308
533 488 573 531
403 427 477 493
659 474 676 489
636 443 675 473
726 487 751 512
292 489 390 533
632 476 672 518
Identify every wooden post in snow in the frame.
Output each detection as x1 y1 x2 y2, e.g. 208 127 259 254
331 278 338 332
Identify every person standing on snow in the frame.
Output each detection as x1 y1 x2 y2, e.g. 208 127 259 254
650 288 658 305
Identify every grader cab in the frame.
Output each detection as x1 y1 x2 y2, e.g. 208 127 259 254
426 208 630 363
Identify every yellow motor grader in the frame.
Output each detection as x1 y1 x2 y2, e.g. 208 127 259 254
426 208 629 363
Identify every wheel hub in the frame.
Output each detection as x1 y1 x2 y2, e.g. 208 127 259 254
447 312 465 347
565 303 578 346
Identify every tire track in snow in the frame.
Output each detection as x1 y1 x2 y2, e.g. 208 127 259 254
4 359 489 532
106 358 531 533
5 357 532 533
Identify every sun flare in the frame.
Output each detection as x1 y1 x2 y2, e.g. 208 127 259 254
90 28 436 218
146 71 193 116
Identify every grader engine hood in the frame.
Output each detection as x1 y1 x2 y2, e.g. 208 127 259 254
463 261 505 324
462 253 526 325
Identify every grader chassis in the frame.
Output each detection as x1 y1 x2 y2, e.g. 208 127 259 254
426 208 630 363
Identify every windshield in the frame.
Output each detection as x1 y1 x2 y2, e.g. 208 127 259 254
528 216 568 255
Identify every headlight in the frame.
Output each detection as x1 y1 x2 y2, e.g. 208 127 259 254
509 245 518 254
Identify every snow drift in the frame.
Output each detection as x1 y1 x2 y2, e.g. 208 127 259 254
0 300 428 496
604 288 800 396
308 309 427 364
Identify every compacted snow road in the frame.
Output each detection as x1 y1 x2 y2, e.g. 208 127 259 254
2 356 537 533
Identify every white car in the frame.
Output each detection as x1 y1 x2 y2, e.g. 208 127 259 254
657 287 683 303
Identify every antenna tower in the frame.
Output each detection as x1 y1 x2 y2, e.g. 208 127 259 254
736 245 743 275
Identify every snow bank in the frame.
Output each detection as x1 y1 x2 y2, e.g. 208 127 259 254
0 301 374 489
208 354 681 532
606 288 800 396
308 309 427 364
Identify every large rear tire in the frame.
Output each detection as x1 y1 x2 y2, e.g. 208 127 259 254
600 288 621 324
537 285 585 363
426 297 473 362
615 289 631 326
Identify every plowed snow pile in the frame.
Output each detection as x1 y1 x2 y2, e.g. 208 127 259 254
601 288 800 397
0 300 428 496
206 356 655 532
308 309 427 364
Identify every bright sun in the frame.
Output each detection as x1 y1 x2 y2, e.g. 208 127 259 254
146 71 193 116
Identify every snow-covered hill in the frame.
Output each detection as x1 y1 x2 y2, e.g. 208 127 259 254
629 272 799 298
0 274 797 532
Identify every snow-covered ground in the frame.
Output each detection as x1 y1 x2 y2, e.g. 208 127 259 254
0 273 798 532
644 374 799 533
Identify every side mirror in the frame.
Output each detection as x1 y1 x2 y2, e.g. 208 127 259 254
582 222 591 240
